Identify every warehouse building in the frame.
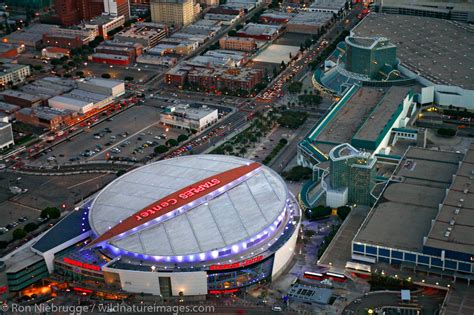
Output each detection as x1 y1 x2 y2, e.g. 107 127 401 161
48 78 124 113
0 90 42 108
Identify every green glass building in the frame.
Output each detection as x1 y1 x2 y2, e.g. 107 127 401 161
345 36 397 80
327 143 376 207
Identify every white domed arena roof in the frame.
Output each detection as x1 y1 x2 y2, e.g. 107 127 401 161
88 155 288 258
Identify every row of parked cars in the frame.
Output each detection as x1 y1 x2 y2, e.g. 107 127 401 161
0 216 28 234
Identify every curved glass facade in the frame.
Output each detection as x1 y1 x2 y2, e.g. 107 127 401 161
207 256 274 291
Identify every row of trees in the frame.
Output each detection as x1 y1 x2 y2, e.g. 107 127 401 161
277 111 308 129
154 134 189 154
262 138 288 165
0 207 61 249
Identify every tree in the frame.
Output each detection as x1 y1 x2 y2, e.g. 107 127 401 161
32 64 43 71
76 71 84 77
228 30 237 36
154 145 168 154
337 206 351 221
166 139 178 147
437 128 456 137
280 60 286 70
116 170 127 177
288 81 302 94
283 166 312 181
41 207 60 219
0 241 8 249
272 66 278 77
177 134 188 142
305 205 332 220
101 73 111 79
51 58 62 66
24 222 38 233
12 228 27 240
124 76 134 82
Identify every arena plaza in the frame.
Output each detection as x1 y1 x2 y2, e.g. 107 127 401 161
27 155 301 299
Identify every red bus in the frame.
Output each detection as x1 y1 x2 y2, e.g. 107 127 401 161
304 271 325 281
325 272 347 282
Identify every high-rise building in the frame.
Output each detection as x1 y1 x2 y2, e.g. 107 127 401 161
323 143 376 208
54 0 104 26
104 0 131 20
150 0 196 27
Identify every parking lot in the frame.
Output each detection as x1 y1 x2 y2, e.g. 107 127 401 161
32 105 182 165
0 172 115 242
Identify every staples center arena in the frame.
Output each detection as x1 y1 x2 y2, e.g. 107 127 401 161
22 155 301 298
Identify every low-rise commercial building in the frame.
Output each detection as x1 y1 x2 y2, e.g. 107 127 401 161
0 90 42 108
94 41 143 64
77 78 125 96
287 12 333 34
43 26 98 49
0 121 14 150
42 33 90 49
0 102 20 120
219 36 256 52
91 53 131 65
48 78 125 113
114 22 168 48
0 64 31 88
160 104 218 131
188 67 263 93
15 106 74 130
20 77 74 101
85 14 126 39
204 13 239 25
41 47 71 59
208 6 244 17
0 43 24 59
259 11 295 24
308 0 348 13
236 23 282 41
136 54 177 66
1 24 57 49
